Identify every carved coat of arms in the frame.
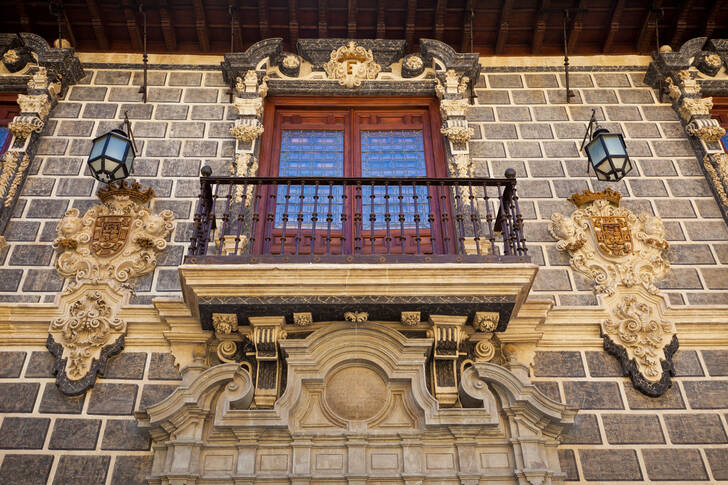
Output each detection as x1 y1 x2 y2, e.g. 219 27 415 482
591 216 632 257
91 215 131 257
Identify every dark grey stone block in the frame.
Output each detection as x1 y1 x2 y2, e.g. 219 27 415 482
643 105 680 121
69 86 107 101
4 221 40 242
524 73 559 88
169 122 205 138
110 455 153 485
153 200 192 219
183 140 218 157
56 120 95 137
593 73 630 87
87 383 138 415
0 269 23 292
174 221 195 242
465 106 494 122
552 122 587 139
0 454 54 485
506 141 541 158
528 160 564 177
36 138 68 155
119 103 154 120
637 158 676 176
108 87 143 102
475 89 510 104
68 138 93 155
568 105 604 121
0 351 26 377
207 121 235 138
21 177 55 196
139 384 178 410
0 383 39 412
50 102 82 118
136 178 173 197
496 106 530 121
534 351 585 377
651 140 695 157
157 244 185 266
487 74 523 88
562 414 601 444
550 178 589 198
482 123 517 139
145 140 182 157
149 353 181 380
49 418 101 450
683 381 728 409
129 158 159 176
132 121 167 138
532 269 571 291
25 199 68 219
204 72 226 87
695 199 722 218
9 244 54 266
25 351 55 377
580 449 642 481
563 381 623 409
155 269 181 291
684 221 728 241
624 122 660 138
664 413 727 444
512 90 546 105
668 178 712 197
583 89 618 104
94 70 132 85
168 72 203 86
558 293 598 305
542 140 578 158
603 414 665 444
470 141 506 158
53 455 111 485
656 267 702 289
533 106 568 121
706 449 728 480
104 352 147 379
132 71 167 86
547 88 583 104
559 72 593 87
654 199 695 218
155 104 189 120
38 383 85 413
532 381 561 402
148 87 182 103
191 105 225 120
628 179 667 197
669 350 704 376
605 105 642 121
56 177 95 196
642 449 707 481
101 419 150 450
82 103 118 119
661 121 687 137
0 417 49 449
585 351 624 377
618 89 655 104
183 87 219 103
519 123 553 139
557 450 578 481
702 350 728 375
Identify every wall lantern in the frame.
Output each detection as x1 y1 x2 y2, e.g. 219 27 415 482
87 112 137 184
580 109 632 182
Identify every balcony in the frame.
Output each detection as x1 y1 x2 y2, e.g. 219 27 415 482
185 170 529 264
179 170 537 337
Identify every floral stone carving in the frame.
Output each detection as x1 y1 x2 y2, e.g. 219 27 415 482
50 181 174 394
550 189 676 396
323 41 381 88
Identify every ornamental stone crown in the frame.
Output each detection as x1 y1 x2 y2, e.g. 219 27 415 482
567 188 622 208
97 180 155 205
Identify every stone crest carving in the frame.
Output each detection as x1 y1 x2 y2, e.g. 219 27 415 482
550 189 676 396
323 41 381 88
50 181 174 394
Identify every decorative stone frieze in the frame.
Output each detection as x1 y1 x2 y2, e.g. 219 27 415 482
678 96 713 121
448 153 472 178
212 313 238 334
441 124 474 144
16 93 51 119
473 312 499 332
550 189 676 396
704 153 728 207
233 95 263 117
293 312 313 326
49 181 175 394
344 311 368 322
401 311 421 326
0 151 29 208
323 40 382 88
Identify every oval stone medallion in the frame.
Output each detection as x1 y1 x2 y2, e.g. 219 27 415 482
324 365 387 421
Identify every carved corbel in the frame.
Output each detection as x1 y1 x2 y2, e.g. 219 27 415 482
249 316 287 408
427 315 467 407
550 189 676 395
16 93 51 119
441 125 474 144
230 120 265 143
685 118 726 141
8 115 44 140
50 181 175 394
678 96 713 122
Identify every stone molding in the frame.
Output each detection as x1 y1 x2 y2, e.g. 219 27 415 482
550 190 677 396
136 322 574 484
48 182 174 395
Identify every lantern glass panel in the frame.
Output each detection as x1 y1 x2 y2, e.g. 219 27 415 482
106 135 128 162
586 138 606 166
89 158 103 173
602 134 626 156
89 137 105 160
611 155 628 170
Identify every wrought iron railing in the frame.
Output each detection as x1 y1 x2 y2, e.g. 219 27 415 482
186 168 528 264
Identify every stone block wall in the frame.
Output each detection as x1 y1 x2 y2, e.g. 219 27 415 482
533 349 728 483
0 63 727 305
0 349 180 485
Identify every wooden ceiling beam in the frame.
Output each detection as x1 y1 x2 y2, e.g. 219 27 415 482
461 0 473 52
289 0 299 50
192 0 210 52
122 1 142 51
532 1 549 55
434 0 447 41
376 0 386 39
319 0 328 38
85 0 109 50
348 0 357 38
16 0 32 32
670 0 695 47
496 0 513 55
405 0 416 48
258 0 271 39
704 0 726 38
159 0 178 51
602 0 625 53
567 0 588 52
636 0 663 54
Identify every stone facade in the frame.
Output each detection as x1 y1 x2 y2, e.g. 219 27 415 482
1 37 728 485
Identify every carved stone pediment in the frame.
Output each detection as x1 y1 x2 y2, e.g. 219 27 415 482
137 322 575 484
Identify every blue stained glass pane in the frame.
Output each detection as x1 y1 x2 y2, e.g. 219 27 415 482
721 132 728 153
276 130 344 228
0 127 11 156
360 130 429 229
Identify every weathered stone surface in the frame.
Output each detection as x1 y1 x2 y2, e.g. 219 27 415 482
701 350 728 376
706 448 728 480
702 269 728 290
533 106 568 121
139 384 178 410
0 417 50 449
191 105 224 120
656 267 703 289
53 455 111 485
155 269 182 291
110 455 153 485
145 140 182 157
532 269 571 291
9 244 54 266
602 414 665 444
0 351 26 377
562 414 601 444
496 106 530 121
148 353 182 380
0 454 54 485
585 351 624 377
623 380 685 409
49 418 101 450
593 73 630 87
0 269 23 291
87 383 138 415
533 351 585 377
25 351 55 377
670 350 704 376
532 381 561 402
642 449 708 481
482 123 517 139
22 269 64 292
94 70 132 85
664 413 728 444
69 86 107 101
82 102 118 119
580 449 642 481
512 90 546 104
104 352 147 379
683 381 728 409
557 449 579 481
0 383 39 412
38 383 85 413
563 381 623 409
168 72 202 86
470 141 506 158
101 419 151 450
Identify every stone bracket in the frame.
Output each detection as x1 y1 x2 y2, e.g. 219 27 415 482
249 316 287 408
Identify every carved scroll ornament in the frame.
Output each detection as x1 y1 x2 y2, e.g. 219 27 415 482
50 181 175 394
550 189 676 396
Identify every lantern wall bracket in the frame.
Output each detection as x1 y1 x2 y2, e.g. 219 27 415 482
580 108 599 152
123 112 138 156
